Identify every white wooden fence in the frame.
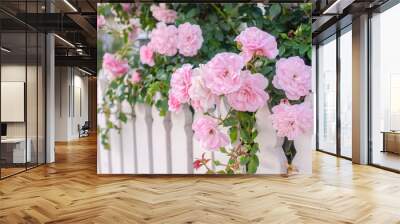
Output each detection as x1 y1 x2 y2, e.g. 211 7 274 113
97 75 313 175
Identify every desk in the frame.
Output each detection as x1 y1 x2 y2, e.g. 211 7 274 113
1 138 31 163
382 131 400 154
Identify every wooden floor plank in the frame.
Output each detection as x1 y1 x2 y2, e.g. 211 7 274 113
0 135 399 223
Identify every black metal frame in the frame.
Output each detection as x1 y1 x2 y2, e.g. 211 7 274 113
315 22 353 162
0 0 47 180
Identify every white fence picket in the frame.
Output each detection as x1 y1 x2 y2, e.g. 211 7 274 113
99 102 312 174
151 106 169 174
170 105 193 174
109 105 124 174
97 70 111 174
98 113 111 174
255 105 288 174
292 96 314 174
120 101 136 173
293 132 313 174
135 104 153 174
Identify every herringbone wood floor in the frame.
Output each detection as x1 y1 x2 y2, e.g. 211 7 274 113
1 135 400 224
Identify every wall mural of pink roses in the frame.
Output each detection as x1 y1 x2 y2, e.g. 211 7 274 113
98 3 313 174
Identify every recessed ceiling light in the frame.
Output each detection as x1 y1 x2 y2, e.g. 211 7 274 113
322 0 354 15
1 47 11 53
63 0 78 12
54 34 75 48
78 67 92 76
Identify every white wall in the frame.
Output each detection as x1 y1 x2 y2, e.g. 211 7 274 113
55 67 89 141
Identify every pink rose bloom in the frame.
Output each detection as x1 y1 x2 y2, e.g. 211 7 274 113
170 64 193 103
203 52 245 95
168 93 181 112
188 66 219 112
121 3 132 12
128 18 141 41
97 15 106 29
193 160 202 170
102 53 129 79
148 22 178 56
150 3 177 24
139 45 155 66
272 56 312 100
131 71 141 84
192 116 229 151
227 71 269 112
235 27 278 60
177 22 203 57
271 100 313 140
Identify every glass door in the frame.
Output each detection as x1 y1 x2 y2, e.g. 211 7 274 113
339 26 352 159
317 35 337 155
370 3 400 171
0 0 47 179
1 30 28 178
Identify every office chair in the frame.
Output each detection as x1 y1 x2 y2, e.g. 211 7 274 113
79 121 90 138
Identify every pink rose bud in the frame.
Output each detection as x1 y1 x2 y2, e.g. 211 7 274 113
131 71 141 84
139 45 155 66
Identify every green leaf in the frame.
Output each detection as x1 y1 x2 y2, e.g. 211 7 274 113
269 5 281 19
215 32 224 41
118 112 128 123
247 155 259 174
239 156 249 165
206 170 215 174
186 8 198 18
307 49 312 60
249 143 259 155
240 129 251 143
229 127 238 142
226 168 234 175
213 160 221 166
223 117 238 127
282 138 297 164
219 147 227 154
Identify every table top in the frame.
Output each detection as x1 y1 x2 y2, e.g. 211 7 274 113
1 138 28 143
381 131 400 134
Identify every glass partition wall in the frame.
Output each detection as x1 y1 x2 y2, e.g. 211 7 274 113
316 26 352 159
0 1 46 179
317 35 337 155
370 3 400 172
339 27 352 159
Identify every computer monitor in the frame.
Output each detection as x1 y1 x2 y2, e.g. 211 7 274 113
1 123 7 137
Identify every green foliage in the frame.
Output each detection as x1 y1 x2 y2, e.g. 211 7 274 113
282 138 297 164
